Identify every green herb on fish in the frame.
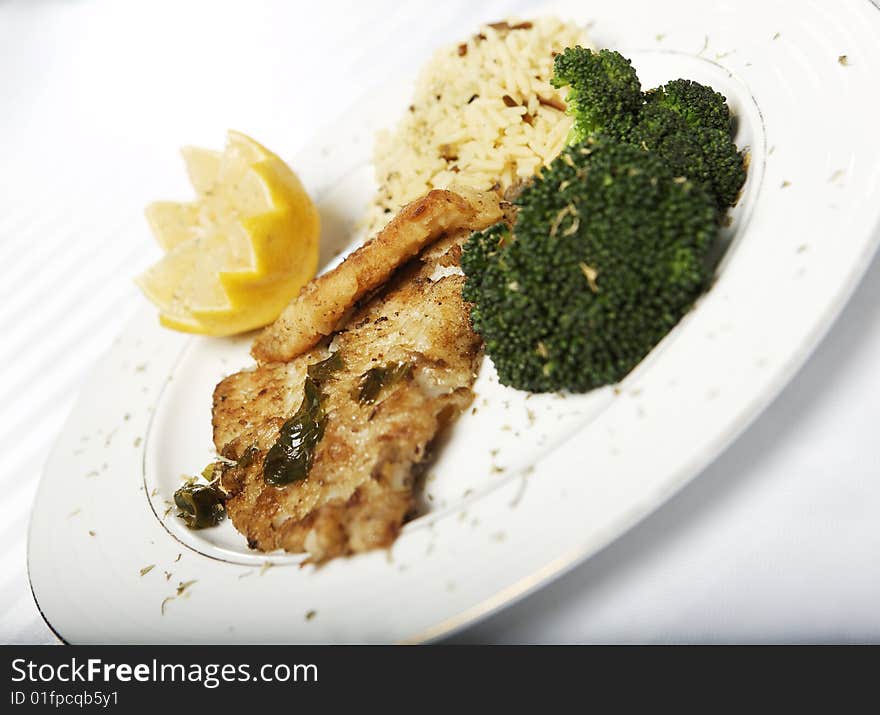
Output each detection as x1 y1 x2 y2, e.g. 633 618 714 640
307 351 344 381
263 352 344 487
356 361 413 405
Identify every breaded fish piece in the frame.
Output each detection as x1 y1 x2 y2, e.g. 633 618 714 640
213 231 481 562
250 188 502 364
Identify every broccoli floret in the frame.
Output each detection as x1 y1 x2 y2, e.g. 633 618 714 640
552 54 745 208
461 223 511 303
645 79 733 133
462 137 718 393
630 81 746 208
463 50 747 392
551 47 642 144
629 105 745 209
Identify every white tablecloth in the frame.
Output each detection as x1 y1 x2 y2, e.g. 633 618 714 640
1 0 878 644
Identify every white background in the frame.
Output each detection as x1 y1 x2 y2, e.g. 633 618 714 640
1 0 878 644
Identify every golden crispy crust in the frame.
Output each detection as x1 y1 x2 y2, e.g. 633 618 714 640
250 189 502 364
213 230 481 563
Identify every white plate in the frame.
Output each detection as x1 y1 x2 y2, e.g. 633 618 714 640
28 0 880 643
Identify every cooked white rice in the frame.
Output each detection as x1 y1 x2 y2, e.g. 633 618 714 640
365 17 592 234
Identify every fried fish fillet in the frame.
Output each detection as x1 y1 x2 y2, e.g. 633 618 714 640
213 230 481 563
250 188 503 364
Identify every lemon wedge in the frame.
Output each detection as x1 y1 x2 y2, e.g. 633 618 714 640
136 130 320 336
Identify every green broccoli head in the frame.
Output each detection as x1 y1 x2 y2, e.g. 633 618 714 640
462 136 719 393
461 223 511 302
551 47 642 144
645 79 733 133
632 81 746 208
